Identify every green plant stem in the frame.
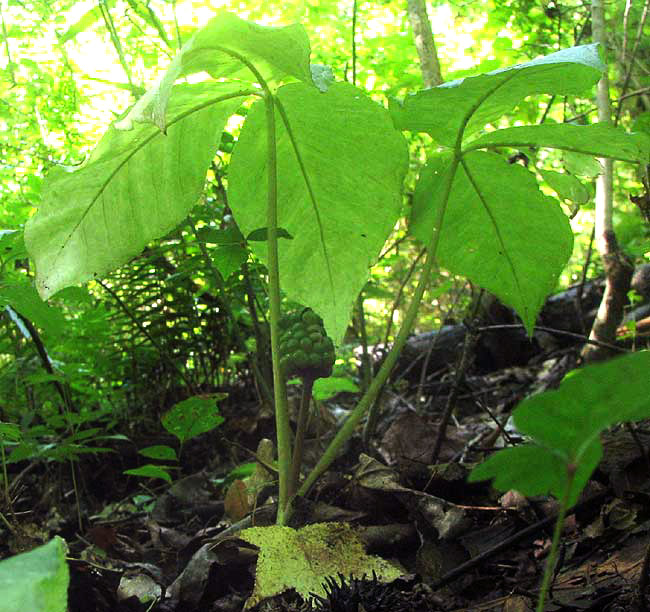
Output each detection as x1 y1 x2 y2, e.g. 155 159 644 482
70 460 84 533
263 91 293 526
289 377 314 496
295 157 460 508
536 464 576 612
356 294 371 394
205 44 293 525
0 510 15 533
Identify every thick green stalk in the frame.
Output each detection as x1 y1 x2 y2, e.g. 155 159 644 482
295 157 460 503
289 377 314 496
263 92 293 525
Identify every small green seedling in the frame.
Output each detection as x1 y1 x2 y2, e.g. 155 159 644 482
470 351 650 611
125 394 226 483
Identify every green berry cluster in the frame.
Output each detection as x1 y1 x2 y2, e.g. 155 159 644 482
278 308 335 380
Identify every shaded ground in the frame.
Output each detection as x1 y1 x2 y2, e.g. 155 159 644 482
2 313 650 611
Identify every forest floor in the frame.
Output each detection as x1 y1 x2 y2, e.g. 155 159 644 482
3 318 650 612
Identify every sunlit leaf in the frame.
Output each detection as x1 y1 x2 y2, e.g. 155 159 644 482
468 123 650 163
229 82 408 344
390 44 604 146
411 151 573 333
240 523 402 607
115 12 312 131
25 83 244 299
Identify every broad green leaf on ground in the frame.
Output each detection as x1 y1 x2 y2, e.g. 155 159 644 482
0 282 65 337
539 170 590 204
161 394 226 444
228 82 409 344
467 123 650 163
470 351 650 507
411 150 573 333
239 522 402 608
115 12 312 132
0 536 69 612
389 44 603 147
25 82 244 300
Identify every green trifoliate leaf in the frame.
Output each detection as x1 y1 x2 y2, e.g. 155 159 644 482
115 12 312 132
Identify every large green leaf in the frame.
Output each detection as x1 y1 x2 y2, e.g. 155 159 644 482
0 281 65 338
467 123 650 163
390 44 603 146
25 82 244 299
0 537 69 612
514 351 650 453
412 150 573 333
228 82 409 344
116 12 312 132
470 351 650 507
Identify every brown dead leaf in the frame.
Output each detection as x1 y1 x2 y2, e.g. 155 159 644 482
224 479 251 522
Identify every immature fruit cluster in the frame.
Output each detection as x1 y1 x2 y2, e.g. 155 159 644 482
278 308 335 380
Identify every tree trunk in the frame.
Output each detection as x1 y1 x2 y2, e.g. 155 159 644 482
406 0 443 88
581 0 634 362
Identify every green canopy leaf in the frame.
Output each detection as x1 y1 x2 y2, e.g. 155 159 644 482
468 123 650 163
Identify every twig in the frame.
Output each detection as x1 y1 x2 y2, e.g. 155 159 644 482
476 323 628 353
431 324 477 464
430 491 608 591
